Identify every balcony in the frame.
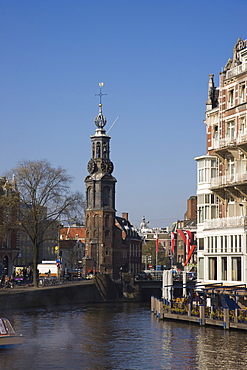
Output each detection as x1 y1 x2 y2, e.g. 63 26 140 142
203 216 247 230
211 172 247 188
226 63 247 79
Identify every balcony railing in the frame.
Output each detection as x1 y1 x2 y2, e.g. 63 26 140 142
226 63 247 79
211 172 247 187
237 132 247 144
203 216 247 229
212 132 247 150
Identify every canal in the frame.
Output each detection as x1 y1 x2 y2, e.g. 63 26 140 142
1 302 247 369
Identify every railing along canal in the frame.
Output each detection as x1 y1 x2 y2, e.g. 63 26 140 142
151 287 247 330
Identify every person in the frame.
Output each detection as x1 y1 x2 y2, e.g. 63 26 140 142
5 276 10 288
10 275 15 288
0 274 5 288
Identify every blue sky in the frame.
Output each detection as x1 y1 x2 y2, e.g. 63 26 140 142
1 0 247 228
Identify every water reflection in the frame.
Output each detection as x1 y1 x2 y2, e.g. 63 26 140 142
0 303 247 369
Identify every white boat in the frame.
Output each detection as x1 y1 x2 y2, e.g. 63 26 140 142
0 318 24 349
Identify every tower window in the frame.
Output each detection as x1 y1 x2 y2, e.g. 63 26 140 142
96 142 101 158
103 142 108 159
105 214 110 227
87 187 93 207
103 187 110 207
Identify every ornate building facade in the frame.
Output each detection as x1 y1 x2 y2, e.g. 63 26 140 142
195 38 247 284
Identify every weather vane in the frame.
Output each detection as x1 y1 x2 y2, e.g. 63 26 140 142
95 82 107 106
94 82 107 128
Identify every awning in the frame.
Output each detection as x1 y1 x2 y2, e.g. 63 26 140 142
220 294 239 310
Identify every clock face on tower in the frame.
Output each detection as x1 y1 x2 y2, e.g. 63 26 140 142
87 160 96 174
101 160 114 173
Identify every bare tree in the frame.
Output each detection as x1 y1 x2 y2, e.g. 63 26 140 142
6 159 85 287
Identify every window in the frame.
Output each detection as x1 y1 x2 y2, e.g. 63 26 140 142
239 83 246 104
232 257 241 281
199 169 204 182
227 121 235 140
198 207 204 223
227 157 235 177
211 160 218 178
240 116 246 136
228 89 234 107
96 142 101 158
198 258 204 279
213 125 219 141
222 257 227 280
87 187 93 207
198 238 204 251
102 186 110 207
208 257 217 280
211 206 218 219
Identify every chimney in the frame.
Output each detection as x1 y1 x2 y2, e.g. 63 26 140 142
122 212 128 221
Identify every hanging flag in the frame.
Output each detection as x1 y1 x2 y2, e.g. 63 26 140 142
185 230 193 255
183 244 196 266
186 232 190 254
155 233 159 254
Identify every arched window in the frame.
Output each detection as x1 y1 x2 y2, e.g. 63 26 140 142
92 142 95 158
103 142 107 158
96 142 101 158
86 214 90 227
105 214 110 227
102 186 110 207
87 187 93 207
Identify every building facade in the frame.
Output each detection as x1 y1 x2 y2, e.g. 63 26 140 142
195 38 247 284
115 213 142 275
59 225 85 274
0 177 19 276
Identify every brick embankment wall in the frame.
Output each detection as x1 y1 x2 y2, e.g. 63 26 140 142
0 281 105 310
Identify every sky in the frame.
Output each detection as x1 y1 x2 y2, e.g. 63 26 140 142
1 0 247 228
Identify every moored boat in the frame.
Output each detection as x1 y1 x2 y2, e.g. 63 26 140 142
0 318 24 349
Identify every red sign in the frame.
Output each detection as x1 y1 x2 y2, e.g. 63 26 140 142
148 265 153 268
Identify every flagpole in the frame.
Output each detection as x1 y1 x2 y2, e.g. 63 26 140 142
155 232 159 270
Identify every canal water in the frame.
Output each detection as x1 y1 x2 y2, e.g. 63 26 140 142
1 302 247 369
